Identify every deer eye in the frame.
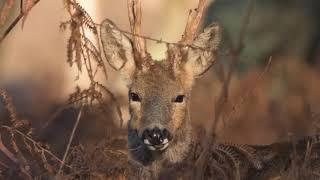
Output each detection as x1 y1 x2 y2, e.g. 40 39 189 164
129 92 141 102
174 95 185 103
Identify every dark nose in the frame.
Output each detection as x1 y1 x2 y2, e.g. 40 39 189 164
142 127 172 145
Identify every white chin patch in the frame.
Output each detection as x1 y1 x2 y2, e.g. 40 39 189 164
147 146 156 151
144 139 151 145
146 143 169 151
144 138 170 151
159 142 169 151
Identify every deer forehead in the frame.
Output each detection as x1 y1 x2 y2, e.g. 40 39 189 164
130 62 187 96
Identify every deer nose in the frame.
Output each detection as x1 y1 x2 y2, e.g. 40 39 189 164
142 127 172 150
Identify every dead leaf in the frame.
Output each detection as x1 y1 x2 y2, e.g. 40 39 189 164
21 0 35 29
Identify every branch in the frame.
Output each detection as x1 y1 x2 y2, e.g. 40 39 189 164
56 105 83 177
0 0 40 44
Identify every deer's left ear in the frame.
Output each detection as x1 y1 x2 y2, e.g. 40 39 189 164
185 23 221 77
100 19 136 85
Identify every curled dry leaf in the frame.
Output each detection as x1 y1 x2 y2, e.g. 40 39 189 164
21 0 35 29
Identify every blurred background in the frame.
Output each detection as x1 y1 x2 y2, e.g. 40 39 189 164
1 0 320 154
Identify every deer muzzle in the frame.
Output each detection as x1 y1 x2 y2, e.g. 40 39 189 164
141 127 173 151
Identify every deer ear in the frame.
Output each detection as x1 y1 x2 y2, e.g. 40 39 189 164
100 19 136 82
185 23 221 77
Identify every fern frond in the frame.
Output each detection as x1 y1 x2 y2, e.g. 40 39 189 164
70 1 97 34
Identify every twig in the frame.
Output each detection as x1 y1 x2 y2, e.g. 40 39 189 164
235 0 254 53
95 22 208 51
193 0 254 179
226 56 272 126
0 134 18 163
1 88 73 177
0 0 41 44
0 89 31 179
56 105 83 177
1 125 72 169
40 104 75 132
210 0 254 146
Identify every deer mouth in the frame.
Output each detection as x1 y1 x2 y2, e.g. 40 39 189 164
140 127 172 151
143 138 170 151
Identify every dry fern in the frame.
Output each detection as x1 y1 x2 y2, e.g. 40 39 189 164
0 89 70 179
62 0 124 127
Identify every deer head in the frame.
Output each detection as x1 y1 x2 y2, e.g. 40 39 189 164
100 0 221 165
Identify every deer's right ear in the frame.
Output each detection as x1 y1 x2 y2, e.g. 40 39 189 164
184 23 221 77
100 19 136 83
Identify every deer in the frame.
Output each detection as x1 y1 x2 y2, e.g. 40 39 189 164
99 0 320 179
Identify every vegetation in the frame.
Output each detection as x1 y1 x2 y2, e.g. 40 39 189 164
0 0 320 179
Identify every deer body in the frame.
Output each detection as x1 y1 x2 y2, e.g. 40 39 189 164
100 0 320 179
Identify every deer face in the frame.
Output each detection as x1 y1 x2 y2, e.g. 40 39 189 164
128 61 191 151
100 18 220 154
100 2 220 165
